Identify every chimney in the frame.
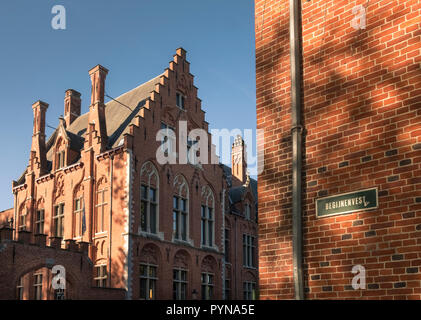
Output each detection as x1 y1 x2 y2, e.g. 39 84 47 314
31 101 49 176
64 89 81 127
88 65 108 152
231 135 247 186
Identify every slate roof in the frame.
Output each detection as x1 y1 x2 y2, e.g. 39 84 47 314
44 74 163 164
65 74 163 150
221 164 257 204
16 74 163 184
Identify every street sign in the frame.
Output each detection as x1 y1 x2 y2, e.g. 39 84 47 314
316 187 378 218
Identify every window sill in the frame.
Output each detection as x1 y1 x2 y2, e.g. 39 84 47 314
173 238 194 247
139 231 164 241
200 245 219 253
243 266 258 271
93 231 108 239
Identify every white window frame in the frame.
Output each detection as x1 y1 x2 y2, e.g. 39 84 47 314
201 272 214 300
141 185 158 234
176 92 186 109
73 197 83 238
95 187 107 233
35 209 45 235
17 277 24 300
94 264 108 288
53 203 65 238
139 263 158 300
173 195 188 241
243 281 256 300
243 234 256 268
173 268 188 300
33 273 43 300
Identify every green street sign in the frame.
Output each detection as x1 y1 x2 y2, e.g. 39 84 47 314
316 187 378 218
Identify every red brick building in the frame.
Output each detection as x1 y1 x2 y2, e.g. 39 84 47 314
256 0 421 299
0 48 258 300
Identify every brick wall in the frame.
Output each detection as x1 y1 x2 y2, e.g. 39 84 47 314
256 0 421 299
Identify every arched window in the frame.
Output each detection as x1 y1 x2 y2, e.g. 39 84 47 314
139 244 160 300
73 184 84 238
201 186 215 247
94 260 108 288
18 203 27 231
95 177 108 234
35 198 45 235
173 175 189 242
173 250 190 300
55 138 66 170
140 162 159 234
244 202 252 220
201 255 217 300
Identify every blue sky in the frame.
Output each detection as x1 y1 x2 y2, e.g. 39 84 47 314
0 0 256 210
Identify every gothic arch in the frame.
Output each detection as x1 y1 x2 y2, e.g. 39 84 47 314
173 174 189 198
173 249 191 270
201 255 217 274
140 243 162 266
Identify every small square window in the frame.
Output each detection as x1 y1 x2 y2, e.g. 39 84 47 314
176 93 186 109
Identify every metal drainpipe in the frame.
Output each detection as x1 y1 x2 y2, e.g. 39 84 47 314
108 155 114 287
289 0 304 300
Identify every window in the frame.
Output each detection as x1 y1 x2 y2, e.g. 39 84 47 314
95 187 107 233
201 187 214 247
160 122 176 155
140 264 157 300
57 150 65 169
201 273 214 300
35 210 44 234
225 279 231 300
201 205 214 247
18 211 27 231
73 197 83 237
187 137 198 165
245 203 251 220
243 234 256 268
243 282 256 300
141 185 157 234
173 196 187 241
176 92 186 109
224 229 230 262
173 268 187 300
54 289 65 300
94 265 107 288
17 277 24 300
53 204 65 238
33 273 43 300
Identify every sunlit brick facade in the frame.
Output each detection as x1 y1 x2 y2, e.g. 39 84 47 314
0 48 258 300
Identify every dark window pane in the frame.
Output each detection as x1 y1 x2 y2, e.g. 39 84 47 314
149 188 156 202
140 279 147 299
141 201 147 231
141 185 147 199
208 221 213 245
150 204 156 234
181 213 187 240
